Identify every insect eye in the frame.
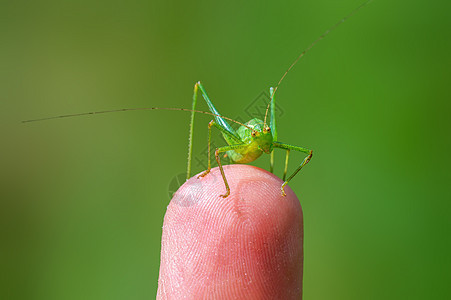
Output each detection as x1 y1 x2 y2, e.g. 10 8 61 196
264 126 271 132
251 131 258 137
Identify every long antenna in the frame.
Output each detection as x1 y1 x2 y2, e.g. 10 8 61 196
22 107 255 131
263 0 373 125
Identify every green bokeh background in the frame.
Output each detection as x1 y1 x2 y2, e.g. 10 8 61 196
2 0 450 299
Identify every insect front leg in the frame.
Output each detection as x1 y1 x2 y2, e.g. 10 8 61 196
213 144 248 198
198 120 243 178
197 119 245 198
273 142 313 196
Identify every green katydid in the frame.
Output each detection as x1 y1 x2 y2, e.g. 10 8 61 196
186 81 311 198
23 0 373 198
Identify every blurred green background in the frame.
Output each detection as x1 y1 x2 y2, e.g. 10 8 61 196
1 0 450 299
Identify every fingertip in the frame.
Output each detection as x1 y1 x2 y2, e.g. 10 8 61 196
158 165 303 299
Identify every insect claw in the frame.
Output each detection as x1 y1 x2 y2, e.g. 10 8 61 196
280 186 287 197
197 169 210 178
220 192 230 198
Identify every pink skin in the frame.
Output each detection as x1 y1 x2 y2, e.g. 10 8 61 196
157 165 303 299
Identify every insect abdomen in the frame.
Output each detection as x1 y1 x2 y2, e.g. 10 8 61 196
227 141 263 163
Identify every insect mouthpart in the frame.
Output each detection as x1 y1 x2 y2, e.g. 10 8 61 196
258 143 273 154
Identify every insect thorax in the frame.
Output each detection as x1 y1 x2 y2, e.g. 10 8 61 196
226 118 273 164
